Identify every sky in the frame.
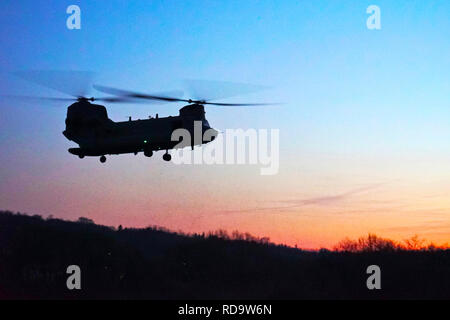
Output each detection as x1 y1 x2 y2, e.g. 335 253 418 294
0 0 449 248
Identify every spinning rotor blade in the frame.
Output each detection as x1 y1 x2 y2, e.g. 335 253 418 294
93 85 186 103
200 101 277 106
94 84 278 106
10 71 279 106
13 70 96 98
94 97 138 103
0 95 141 104
184 79 269 102
0 95 76 102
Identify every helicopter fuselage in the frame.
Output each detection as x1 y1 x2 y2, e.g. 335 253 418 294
62 100 217 161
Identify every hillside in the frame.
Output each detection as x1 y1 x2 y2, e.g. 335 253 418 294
0 211 449 299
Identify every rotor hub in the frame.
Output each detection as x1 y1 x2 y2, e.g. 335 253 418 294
77 97 95 102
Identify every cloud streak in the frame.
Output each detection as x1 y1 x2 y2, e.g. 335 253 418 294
222 183 385 215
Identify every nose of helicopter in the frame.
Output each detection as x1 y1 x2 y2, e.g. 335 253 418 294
209 128 219 141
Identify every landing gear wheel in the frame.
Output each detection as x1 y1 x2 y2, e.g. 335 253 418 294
100 155 107 163
163 152 171 162
78 154 85 159
144 149 153 157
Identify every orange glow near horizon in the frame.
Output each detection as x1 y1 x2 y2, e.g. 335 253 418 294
2 152 449 250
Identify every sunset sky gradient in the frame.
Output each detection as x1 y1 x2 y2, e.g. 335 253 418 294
1 0 449 248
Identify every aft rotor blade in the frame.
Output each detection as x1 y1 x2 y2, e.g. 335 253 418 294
202 101 280 106
93 85 186 103
184 79 269 102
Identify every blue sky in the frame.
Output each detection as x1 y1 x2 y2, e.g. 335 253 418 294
0 1 449 247
1 0 448 147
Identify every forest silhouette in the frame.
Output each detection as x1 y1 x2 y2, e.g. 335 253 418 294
0 210 449 299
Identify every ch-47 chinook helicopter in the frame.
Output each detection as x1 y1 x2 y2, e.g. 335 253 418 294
8 72 274 163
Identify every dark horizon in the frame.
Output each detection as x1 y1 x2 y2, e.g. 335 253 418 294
3 209 448 252
1 210 450 300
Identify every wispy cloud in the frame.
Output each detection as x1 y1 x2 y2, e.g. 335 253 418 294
278 184 383 207
222 183 385 215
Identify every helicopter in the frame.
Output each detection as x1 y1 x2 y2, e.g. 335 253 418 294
6 72 274 163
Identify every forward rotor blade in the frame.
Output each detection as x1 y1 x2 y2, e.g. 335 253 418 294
13 70 96 98
93 84 278 106
94 96 140 103
93 85 186 103
0 94 178 104
0 94 76 102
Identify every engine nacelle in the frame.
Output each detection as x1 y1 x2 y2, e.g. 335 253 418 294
179 104 205 119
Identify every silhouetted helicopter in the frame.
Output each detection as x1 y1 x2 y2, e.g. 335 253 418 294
7 72 274 163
